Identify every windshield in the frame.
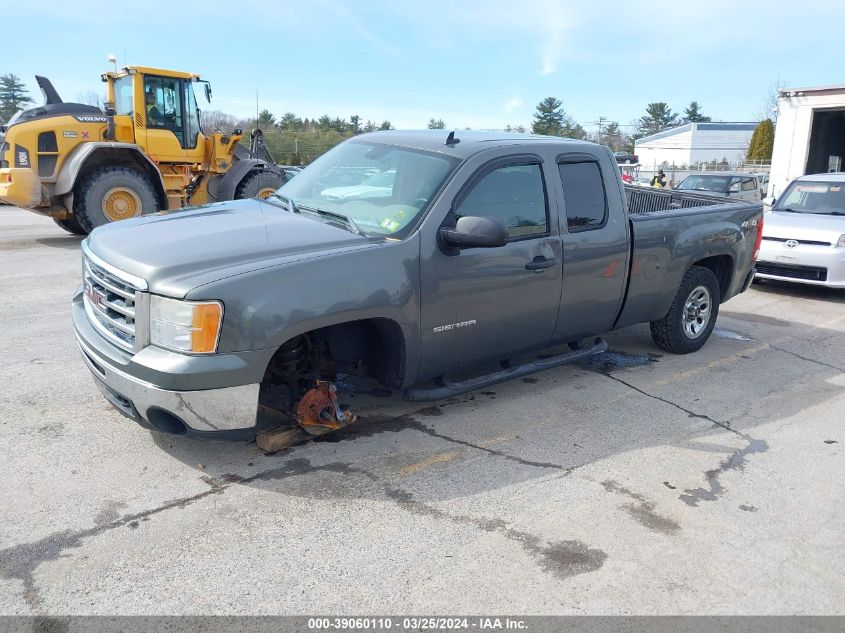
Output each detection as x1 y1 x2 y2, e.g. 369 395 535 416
676 174 731 193
774 181 845 214
269 141 458 237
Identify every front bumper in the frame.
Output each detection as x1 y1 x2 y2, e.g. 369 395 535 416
756 241 845 288
72 288 271 436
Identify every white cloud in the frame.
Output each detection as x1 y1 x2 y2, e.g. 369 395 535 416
315 0 400 57
422 0 583 76
503 96 524 113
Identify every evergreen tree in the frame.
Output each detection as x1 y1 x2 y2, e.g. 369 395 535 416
427 118 446 129
531 97 586 139
0 74 33 122
277 112 302 130
257 109 276 128
636 102 679 137
747 119 775 161
378 120 392 131
531 97 565 135
683 101 711 123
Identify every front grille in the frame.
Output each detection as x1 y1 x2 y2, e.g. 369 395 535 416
756 262 828 282
83 253 142 351
762 236 832 247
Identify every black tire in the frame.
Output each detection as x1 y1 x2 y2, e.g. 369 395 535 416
74 167 158 233
235 169 286 200
53 216 87 236
650 266 721 354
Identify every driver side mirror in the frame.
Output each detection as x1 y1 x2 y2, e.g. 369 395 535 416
440 215 508 251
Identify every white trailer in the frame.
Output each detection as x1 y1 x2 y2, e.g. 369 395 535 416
769 85 845 201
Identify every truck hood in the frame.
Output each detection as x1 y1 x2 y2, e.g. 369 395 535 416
764 210 845 244
86 199 372 297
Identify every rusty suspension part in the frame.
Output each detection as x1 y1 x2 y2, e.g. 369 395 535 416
296 380 357 436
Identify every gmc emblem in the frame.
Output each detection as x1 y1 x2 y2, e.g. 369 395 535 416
84 280 104 308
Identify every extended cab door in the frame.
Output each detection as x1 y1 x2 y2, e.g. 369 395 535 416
418 154 562 376
553 153 630 341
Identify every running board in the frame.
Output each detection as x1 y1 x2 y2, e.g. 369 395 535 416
403 337 608 402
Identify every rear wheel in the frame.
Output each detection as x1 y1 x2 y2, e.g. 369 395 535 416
74 167 158 233
53 216 86 236
650 266 720 354
235 169 285 200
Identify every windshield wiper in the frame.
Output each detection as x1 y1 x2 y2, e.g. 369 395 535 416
264 192 299 213
298 204 363 235
777 206 805 213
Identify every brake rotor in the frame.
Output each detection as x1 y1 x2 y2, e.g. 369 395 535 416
296 380 357 436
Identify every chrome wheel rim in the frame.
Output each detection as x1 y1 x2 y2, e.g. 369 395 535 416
682 285 711 339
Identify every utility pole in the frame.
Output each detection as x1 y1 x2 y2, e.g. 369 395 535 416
596 116 606 145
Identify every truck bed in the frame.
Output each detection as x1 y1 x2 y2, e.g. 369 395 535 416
613 185 763 330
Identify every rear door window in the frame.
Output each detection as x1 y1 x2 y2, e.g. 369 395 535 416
558 161 607 231
456 163 549 239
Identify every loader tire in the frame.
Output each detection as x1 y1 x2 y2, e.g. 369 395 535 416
74 167 158 233
53 216 87 236
650 265 720 354
235 169 285 200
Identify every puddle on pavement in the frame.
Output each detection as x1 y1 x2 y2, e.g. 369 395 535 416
576 350 661 374
713 328 753 341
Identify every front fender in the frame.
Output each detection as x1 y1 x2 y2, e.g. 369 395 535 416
215 159 280 201
185 237 423 386
54 142 167 202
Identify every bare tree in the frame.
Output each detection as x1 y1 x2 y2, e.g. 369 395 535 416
200 110 238 132
76 91 105 110
755 80 785 122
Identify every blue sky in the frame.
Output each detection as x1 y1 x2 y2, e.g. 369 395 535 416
5 0 845 133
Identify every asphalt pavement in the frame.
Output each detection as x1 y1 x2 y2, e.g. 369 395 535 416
0 207 843 615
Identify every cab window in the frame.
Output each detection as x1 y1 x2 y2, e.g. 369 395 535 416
143 75 185 146
559 161 607 231
113 76 134 116
456 164 548 239
183 81 201 149
741 177 757 191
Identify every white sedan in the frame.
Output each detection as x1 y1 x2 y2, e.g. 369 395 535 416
756 173 845 288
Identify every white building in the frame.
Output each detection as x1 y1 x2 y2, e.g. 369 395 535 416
634 122 758 170
769 84 845 200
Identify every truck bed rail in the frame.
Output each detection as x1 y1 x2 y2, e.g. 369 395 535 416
624 185 736 215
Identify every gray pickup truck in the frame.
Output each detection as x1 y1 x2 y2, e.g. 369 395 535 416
72 131 763 440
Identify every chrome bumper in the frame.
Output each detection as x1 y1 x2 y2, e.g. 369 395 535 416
76 333 259 433
72 287 260 434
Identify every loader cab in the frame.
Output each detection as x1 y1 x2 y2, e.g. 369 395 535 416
106 66 207 164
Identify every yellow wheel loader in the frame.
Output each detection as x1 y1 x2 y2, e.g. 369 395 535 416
0 66 285 234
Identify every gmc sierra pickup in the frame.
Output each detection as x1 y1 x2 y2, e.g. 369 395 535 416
72 130 763 440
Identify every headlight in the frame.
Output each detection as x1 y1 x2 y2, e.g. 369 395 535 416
150 296 223 354
838 234 845 247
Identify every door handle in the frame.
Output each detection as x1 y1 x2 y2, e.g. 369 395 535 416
525 256 557 271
